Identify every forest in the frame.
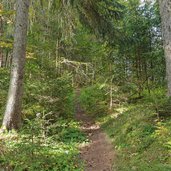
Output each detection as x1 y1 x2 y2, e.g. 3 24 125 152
0 0 171 170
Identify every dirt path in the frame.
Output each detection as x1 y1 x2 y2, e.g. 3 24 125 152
75 92 116 171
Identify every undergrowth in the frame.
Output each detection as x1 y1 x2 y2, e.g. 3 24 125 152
79 84 108 117
0 57 87 171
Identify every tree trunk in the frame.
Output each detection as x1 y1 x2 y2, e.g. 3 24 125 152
2 0 30 130
0 16 3 67
159 0 171 96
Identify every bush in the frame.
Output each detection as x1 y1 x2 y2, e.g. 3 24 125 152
79 84 108 117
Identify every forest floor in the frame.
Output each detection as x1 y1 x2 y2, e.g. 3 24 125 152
75 91 116 171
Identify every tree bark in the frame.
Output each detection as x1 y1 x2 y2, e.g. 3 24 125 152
2 0 30 130
0 16 3 67
159 0 171 96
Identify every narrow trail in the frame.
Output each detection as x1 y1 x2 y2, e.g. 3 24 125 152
75 91 116 171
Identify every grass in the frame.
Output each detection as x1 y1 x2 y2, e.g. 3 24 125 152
101 99 171 170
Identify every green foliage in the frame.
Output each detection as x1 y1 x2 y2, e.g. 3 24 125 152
73 0 124 40
79 84 108 117
23 57 75 119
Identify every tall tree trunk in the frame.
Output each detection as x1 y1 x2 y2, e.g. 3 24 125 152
159 1 171 96
0 16 3 67
2 0 30 130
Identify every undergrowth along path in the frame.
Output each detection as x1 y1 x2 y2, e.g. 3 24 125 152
75 91 116 171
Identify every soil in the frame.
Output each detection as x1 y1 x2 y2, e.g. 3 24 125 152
75 92 116 171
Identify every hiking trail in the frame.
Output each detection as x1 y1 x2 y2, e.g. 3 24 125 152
75 91 116 171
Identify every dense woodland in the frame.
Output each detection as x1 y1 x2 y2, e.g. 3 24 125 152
0 0 171 170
